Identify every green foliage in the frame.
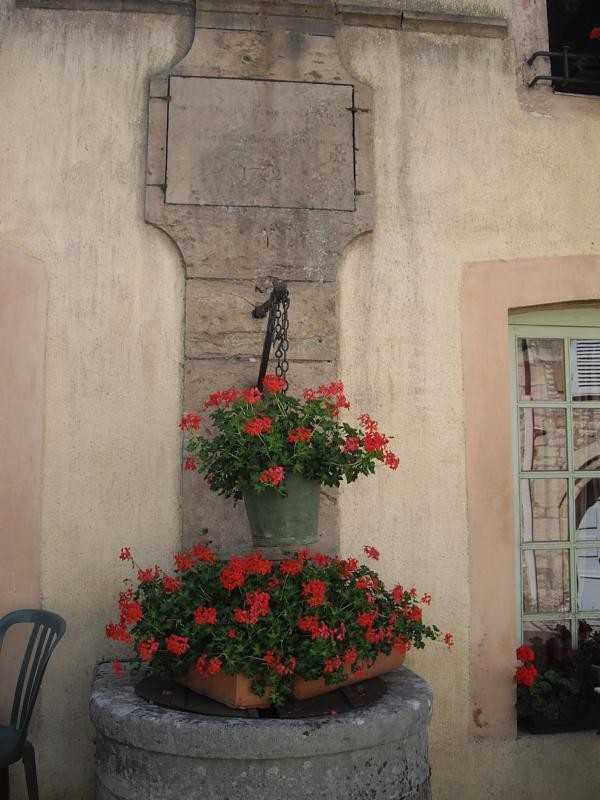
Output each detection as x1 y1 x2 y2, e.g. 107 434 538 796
517 668 586 721
183 378 399 500
108 545 450 706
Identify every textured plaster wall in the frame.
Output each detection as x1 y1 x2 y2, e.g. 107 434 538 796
336 23 600 800
0 2 191 796
1 1 600 798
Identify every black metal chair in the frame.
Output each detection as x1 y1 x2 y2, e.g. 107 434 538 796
0 610 66 800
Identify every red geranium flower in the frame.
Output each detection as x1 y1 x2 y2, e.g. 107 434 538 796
179 413 202 431
174 552 195 571
195 655 222 676
165 634 190 656
262 373 286 393
260 466 285 487
190 542 217 563
244 416 273 437
385 451 400 470
343 436 360 453
363 545 380 560
105 623 132 644
516 645 535 663
112 660 125 677
194 606 218 625
514 663 537 687
118 594 143 625
288 427 313 443
280 558 303 575
392 585 405 604
242 387 262 404
137 637 159 662
119 547 132 561
162 575 182 593
137 565 160 582
302 579 327 607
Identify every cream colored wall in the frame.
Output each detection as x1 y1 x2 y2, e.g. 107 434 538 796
2 1 600 797
336 23 600 800
0 2 191 796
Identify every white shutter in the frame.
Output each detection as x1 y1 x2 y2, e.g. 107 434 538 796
571 339 600 398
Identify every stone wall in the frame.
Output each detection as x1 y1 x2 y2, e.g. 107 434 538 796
145 7 373 555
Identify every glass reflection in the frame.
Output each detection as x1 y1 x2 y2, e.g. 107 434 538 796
518 338 565 401
522 549 570 614
572 409 600 471
520 479 568 542
519 408 567 471
576 548 600 611
575 478 600 542
570 339 600 402
522 620 571 672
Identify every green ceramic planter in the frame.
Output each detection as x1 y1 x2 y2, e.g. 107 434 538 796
243 473 320 551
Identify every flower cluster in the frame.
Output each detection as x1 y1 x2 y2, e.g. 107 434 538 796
106 543 452 706
514 629 600 725
182 375 399 499
513 645 537 687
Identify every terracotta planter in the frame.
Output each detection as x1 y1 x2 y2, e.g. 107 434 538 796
176 669 273 709
292 649 406 701
176 649 405 710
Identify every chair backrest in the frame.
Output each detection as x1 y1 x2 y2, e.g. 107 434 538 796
0 609 66 740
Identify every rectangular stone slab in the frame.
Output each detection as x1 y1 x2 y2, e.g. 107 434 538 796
185 279 335 360
166 77 355 211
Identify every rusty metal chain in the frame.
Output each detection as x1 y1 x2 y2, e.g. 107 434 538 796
253 280 290 392
272 290 290 391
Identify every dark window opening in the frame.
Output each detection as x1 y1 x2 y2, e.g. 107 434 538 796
546 0 600 96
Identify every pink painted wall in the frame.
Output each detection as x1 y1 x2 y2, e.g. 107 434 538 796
461 255 600 737
0 248 46 719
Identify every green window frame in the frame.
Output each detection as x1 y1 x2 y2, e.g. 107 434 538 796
510 306 600 653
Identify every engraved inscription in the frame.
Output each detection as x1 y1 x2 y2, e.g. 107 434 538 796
166 77 355 211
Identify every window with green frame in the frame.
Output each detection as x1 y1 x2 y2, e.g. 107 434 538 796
510 307 600 669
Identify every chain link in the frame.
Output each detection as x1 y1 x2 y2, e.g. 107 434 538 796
272 290 290 392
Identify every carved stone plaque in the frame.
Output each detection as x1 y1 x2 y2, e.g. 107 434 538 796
166 77 355 211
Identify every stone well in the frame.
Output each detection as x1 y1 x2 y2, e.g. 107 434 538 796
90 664 433 800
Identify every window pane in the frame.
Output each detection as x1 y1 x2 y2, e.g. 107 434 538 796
572 409 600 471
578 619 600 649
522 620 571 671
517 338 565 401
520 479 568 542
576 548 600 611
519 408 567 471
570 339 600 402
575 478 600 541
522 549 570 614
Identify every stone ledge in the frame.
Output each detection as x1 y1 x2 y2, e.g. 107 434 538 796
90 662 433 758
91 662 433 799
15 0 508 36
15 0 194 14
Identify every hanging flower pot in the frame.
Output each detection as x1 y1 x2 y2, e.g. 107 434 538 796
243 473 320 551
181 373 400 552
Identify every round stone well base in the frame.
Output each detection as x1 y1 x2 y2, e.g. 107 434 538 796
90 663 433 800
